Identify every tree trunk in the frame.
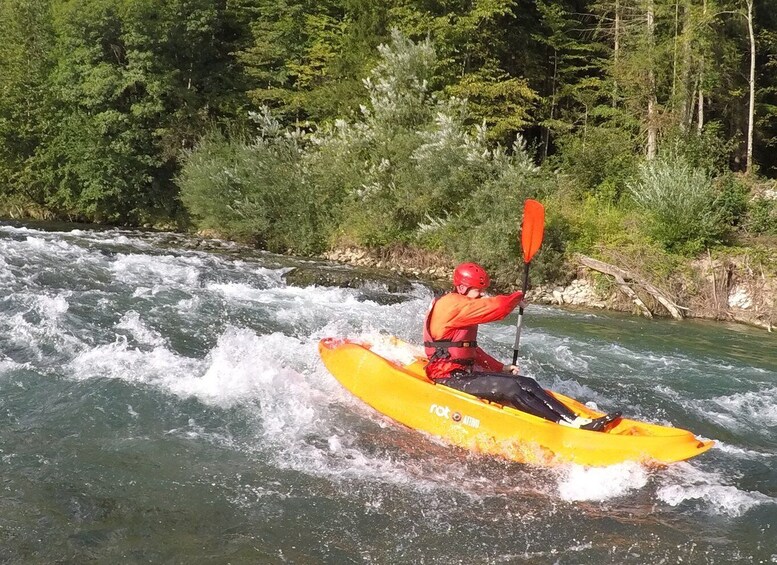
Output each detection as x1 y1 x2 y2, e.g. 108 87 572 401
647 0 657 159
697 84 704 133
613 0 620 107
746 0 755 174
697 0 709 134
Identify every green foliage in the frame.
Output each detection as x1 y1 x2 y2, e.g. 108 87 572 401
0 0 55 203
662 123 738 176
234 0 385 123
746 197 777 235
712 173 750 228
559 195 635 253
553 125 639 202
179 110 329 254
0 0 249 223
529 209 574 286
445 71 537 145
388 0 539 145
1 0 777 283
304 31 440 246
441 138 550 283
628 154 728 253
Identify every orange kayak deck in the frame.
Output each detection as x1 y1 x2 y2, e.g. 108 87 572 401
318 337 714 467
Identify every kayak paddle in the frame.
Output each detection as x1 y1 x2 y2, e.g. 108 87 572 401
512 199 545 365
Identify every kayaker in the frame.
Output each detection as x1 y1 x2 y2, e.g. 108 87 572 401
423 262 621 431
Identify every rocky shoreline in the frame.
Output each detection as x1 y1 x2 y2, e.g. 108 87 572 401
320 247 776 332
119 232 777 332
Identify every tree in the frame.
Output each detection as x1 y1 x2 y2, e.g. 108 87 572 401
31 0 247 222
388 0 539 145
234 0 388 125
0 0 55 206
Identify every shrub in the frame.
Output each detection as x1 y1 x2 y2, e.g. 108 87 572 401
307 30 440 246
662 122 736 175
628 154 727 253
712 173 750 228
438 138 552 285
747 197 777 235
178 110 330 254
310 30 531 250
553 126 639 204
556 195 634 254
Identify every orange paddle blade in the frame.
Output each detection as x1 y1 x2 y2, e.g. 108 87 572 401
521 199 545 263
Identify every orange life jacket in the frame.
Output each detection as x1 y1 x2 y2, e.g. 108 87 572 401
422 290 524 380
423 296 478 371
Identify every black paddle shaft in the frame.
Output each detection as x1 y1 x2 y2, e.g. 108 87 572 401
511 262 531 365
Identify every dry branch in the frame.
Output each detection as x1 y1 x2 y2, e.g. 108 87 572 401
613 274 653 318
577 254 684 320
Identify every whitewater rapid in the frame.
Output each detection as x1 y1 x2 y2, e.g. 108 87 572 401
1 222 775 563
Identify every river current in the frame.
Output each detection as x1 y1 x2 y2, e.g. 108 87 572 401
0 221 775 564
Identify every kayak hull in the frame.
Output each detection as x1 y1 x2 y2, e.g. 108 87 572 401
319 337 714 467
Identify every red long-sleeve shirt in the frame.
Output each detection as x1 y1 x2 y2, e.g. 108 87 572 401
424 291 523 380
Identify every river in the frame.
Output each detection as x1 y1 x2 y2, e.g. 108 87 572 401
0 221 775 564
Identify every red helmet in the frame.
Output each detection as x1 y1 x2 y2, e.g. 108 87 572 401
453 262 490 290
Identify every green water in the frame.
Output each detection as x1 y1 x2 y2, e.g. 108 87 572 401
0 221 775 563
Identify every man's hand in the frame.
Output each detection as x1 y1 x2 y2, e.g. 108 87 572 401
502 364 521 375
518 298 529 309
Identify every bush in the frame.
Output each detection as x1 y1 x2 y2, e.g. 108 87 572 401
306 30 441 247
662 122 736 176
713 173 750 228
555 195 634 254
747 197 777 235
309 31 534 251
628 155 728 253
178 110 331 254
438 138 552 285
530 211 574 286
553 126 639 204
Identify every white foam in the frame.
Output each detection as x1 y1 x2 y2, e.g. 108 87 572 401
3 294 82 360
556 461 650 501
367 333 425 366
552 343 590 372
166 327 316 410
116 311 167 347
68 335 199 384
714 441 776 460
35 293 70 319
207 282 275 303
657 462 775 517
0 225 36 234
0 357 23 373
0 255 11 282
657 482 772 517
111 253 202 287
706 387 777 429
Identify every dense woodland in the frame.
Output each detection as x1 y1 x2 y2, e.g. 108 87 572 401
1 0 776 287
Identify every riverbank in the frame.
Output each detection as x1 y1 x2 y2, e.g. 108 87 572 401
321 246 776 332
1 216 773 331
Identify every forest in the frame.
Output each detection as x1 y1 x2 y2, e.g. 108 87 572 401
1 0 776 288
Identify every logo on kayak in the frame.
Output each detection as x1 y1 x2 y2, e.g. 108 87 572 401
429 404 480 429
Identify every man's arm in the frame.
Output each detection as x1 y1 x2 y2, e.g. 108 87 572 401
446 291 524 329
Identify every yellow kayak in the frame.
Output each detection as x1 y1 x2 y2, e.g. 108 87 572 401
319 337 714 467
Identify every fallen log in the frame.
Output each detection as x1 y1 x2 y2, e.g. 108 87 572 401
613 274 653 318
577 254 685 320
